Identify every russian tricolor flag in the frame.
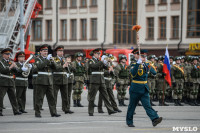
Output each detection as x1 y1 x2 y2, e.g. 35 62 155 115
163 46 172 87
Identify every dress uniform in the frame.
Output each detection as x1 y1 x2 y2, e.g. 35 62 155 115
34 44 60 117
189 57 200 106
0 48 21 116
171 56 185 106
115 55 130 106
87 48 117 116
98 54 122 113
72 52 85 107
15 51 30 113
126 50 162 127
52 46 73 113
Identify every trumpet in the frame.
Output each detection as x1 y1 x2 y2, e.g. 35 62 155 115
22 54 34 77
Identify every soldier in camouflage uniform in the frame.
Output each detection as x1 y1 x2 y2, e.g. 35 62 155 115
0 48 21 116
98 54 122 113
147 55 157 106
171 56 185 106
15 51 31 113
115 55 130 106
189 56 200 106
34 44 60 118
156 56 169 106
72 52 86 107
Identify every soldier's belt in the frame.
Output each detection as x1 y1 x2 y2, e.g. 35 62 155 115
104 77 112 80
132 80 147 84
91 72 104 75
53 72 68 75
0 74 13 79
15 77 28 80
32 74 38 77
38 72 52 75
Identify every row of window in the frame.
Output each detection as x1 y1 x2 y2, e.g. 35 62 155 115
32 18 97 41
147 0 180 5
41 0 97 9
146 16 179 40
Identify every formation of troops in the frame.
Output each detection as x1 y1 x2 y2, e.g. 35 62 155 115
0 45 200 121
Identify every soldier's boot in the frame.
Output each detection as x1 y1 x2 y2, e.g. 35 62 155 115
174 99 179 106
158 100 163 106
0 111 3 116
194 100 200 106
188 99 196 106
73 100 77 107
183 98 189 104
177 100 184 106
150 100 156 106
118 100 123 106
77 100 84 107
122 100 127 106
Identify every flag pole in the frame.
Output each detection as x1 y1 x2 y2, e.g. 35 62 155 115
162 44 168 105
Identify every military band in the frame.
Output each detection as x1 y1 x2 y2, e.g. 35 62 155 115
0 45 199 128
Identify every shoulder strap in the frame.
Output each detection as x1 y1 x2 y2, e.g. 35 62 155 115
0 61 5 68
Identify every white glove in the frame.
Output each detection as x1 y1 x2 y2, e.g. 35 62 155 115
137 58 142 64
47 54 52 60
22 66 28 72
103 60 108 65
28 64 32 69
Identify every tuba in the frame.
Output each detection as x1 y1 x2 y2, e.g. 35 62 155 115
22 54 34 77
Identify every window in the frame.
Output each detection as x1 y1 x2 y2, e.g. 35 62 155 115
160 0 167 4
81 0 87 7
81 19 87 40
114 0 137 44
0 0 6 11
159 17 166 39
71 0 77 7
60 0 67 8
33 20 42 41
147 18 154 39
91 18 97 39
91 0 97 6
71 19 77 40
38 0 43 14
46 0 52 9
172 0 179 3
46 20 52 40
147 0 154 5
61 20 67 40
171 16 179 39
187 0 200 38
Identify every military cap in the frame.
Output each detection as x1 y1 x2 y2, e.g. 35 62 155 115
148 55 156 60
39 44 49 51
1 48 12 54
75 52 84 58
64 54 71 58
169 56 174 60
55 45 64 51
119 54 127 62
175 56 182 61
191 56 199 61
181 56 185 59
131 48 138 54
15 51 25 62
155 57 158 61
89 48 101 56
158 55 164 60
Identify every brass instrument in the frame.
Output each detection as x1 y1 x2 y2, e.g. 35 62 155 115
22 54 34 77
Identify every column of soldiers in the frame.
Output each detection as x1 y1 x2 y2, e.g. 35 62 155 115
1 45 199 117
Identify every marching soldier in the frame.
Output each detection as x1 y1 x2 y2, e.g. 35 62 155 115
52 46 73 113
15 51 32 113
72 52 85 107
147 55 157 106
34 44 60 117
0 48 22 116
189 56 200 106
171 56 185 106
87 48 117 116
98 54 122 113
115 55 130 106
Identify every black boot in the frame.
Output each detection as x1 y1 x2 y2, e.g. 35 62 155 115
122 99 127 106
177 100 184 106
118 100 123 106
184 98 189 104
159 100 163 106
150 100 156 106
73 100 77 107
77 100 84 107
163 100 169 106
194 100 200 106
189 99 195 106
174 99 179 106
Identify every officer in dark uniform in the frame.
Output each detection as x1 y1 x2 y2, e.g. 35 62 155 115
72 52 85 107
87 48 117 116
0 48 22 116
34 44 61 118
15 51 31 113
53 45 73 113
126 50 162 127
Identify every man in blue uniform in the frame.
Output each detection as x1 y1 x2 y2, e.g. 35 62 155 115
126 50 162 127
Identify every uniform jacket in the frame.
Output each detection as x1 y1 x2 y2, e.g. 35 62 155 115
15 62 28 87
